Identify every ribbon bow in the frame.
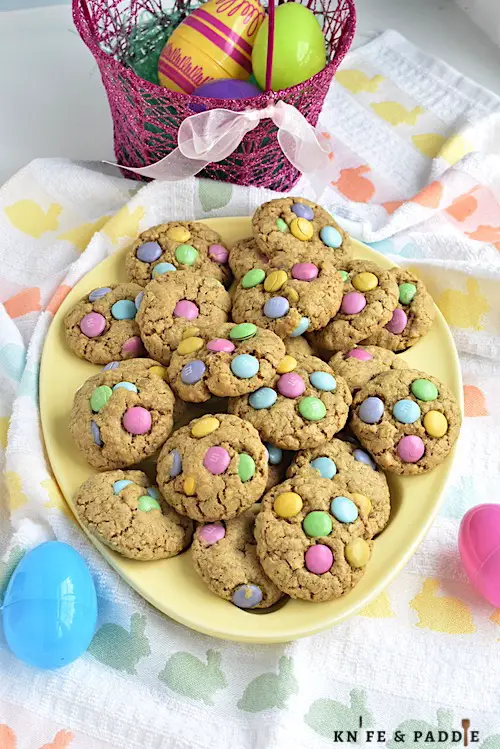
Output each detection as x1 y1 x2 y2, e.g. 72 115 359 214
108 100 332 196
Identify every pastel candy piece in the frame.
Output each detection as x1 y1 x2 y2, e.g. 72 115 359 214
393 399 421 424
209 244 229 263
149 365 168 379
238 453 255 482
291 203 314 220
385 308 407 334
242 269 265 288
331 496 358 523
121 336 144 356
169 449 182 477
135 291 144 310
311 456 337 479
276 218 288 232
103 361 119 370
113 381 138 393
89 287 112 302
182 327 200 339
341 292 366 315
203 446 231 474
80 311 106 338
90 421 102 446
173 300 199 319
277 372 305 398
303 510 333 537
305 544 333 574
265 443 282 465
207 338 235 353
353 449 376 469
264 270 287 292
137 495 161 512
299 396 326 421
90 385 112 412
152 262 176 278
263 297 289 319
230 323 257 341
352 272 378 292
232 584 263 609
184 476 196 495
111 300 137 320
274 491 303 518
290 217 313 241
137 241 162 262
199 522 225 544
191 416 220 438
230 354 260 379
397 435 425 462
411 378 438 401
423 410 448 438
276 355 297 374
320 226 342 248
339 270 349 282
113 479 133 494
347 348 373 361
286 287 299 303
292 263 318 281
181 359 206 385
310 371 336 391
167 226 191 242
351 493 372 515
175 244 199 265
399 282 417 305
345 537 371 568
359 396 384 424
290 317 310 337
249 387 277 409
147 486 160 500
177 336 204 355
122 406 151 435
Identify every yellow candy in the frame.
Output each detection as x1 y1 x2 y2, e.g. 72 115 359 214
184 476 196 495
277 355 297 374
274 492 303 518
345 537 371 568
264 270 288 292
351 493 372 516
167 226 191 243
191 416 220 438
423 410 448 438
149 365 168 380
352 272 378 292
182 327 200 340
286 287 299 303
290 217 313 241
177 336 204 355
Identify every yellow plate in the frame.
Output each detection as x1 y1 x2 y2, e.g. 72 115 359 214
40 217 463 643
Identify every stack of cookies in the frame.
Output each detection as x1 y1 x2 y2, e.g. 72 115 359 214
66 197 461 608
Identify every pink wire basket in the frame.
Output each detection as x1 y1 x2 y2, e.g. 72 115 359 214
73 0 356 191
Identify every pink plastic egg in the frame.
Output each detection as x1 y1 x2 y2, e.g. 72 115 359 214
458 504 500 606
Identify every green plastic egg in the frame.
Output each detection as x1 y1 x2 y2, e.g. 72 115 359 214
252 3 326 91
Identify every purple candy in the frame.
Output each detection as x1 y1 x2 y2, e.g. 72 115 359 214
169 449 182 477
103 361 119 371
341 292 366 315
353 448 376 470
386 308 408 334
89 287 112 302
181 359 206 385
90 420 102 446
263 296 289 319
136 241 162 263
208 244 229 264
358 396 384 424
291 203 314 220
135 291 144 310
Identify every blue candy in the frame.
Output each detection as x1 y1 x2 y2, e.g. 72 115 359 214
353 449 376 470
264 442 283 465
113 479 133 494
147 486 161 500
113 381 138 393
331 495 358 523
311 456 337 479
230 354 260 379
152 262 176 278
310 371 336 391
169 449 182 477
320 226 342 249
103 361 119 371
249 387 277 410
359 396 384 424
290 316 310 337
111 300 137 320
89 287 112 302
393 398 421 424
135 291 144 310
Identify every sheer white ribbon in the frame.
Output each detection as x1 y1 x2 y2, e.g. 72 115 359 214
106 100 332 196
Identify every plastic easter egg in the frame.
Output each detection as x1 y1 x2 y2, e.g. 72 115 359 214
2 542 97 669
158 0 265 93
459 504 500 606
252 2 326 91
194 78 261 99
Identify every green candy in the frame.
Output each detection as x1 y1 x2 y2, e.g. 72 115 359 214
399 282 417 305
339 270 349 282
238 453 255 482
90 385 112 413
242 269 266 289
175 244 199 266
303 510 332 538
138 495 161 512
411 378 438 402
298 396 326 421
230 323 257 341
276 218 289 233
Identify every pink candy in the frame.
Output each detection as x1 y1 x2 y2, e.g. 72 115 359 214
121 336 144 356
347 348 373 361
207 338 235 353
305 544 333 574
174 300 199 320
203 446 231 475
292 263 318 281
80 312 106 338
341 292 366 315
208 244 229 264
397 435 425 463
277 372 305 399
386 308 408 334
122 406 152 435
199 522 226 544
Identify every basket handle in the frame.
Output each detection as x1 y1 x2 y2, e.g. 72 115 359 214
78 0 96 35
264 0 275 92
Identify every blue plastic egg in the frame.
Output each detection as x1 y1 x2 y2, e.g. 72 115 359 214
2 542 97 669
